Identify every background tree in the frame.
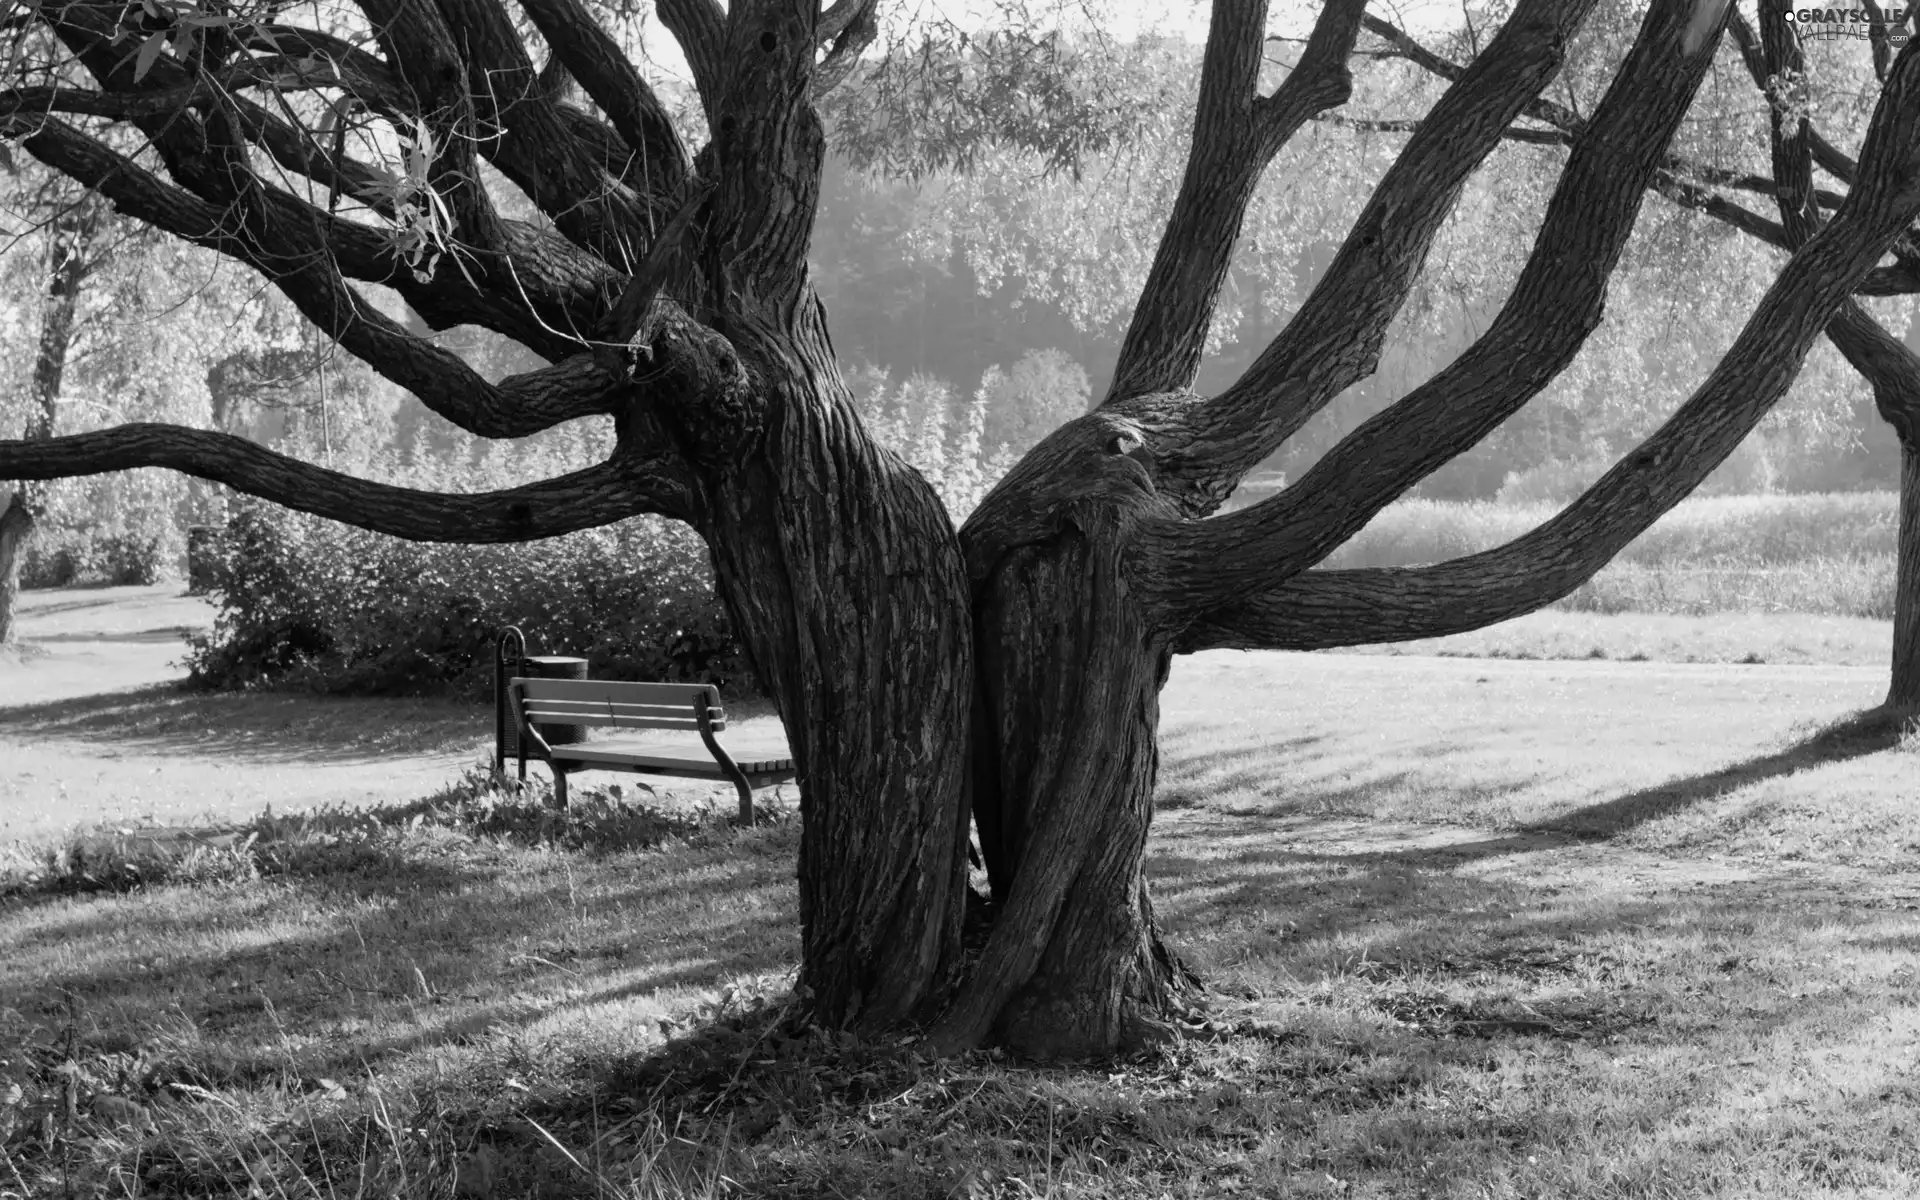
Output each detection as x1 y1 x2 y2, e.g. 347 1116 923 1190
0 183 106 643
6 0 1920 1058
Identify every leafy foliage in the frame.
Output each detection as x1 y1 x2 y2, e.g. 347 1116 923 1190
824 17 1172 180
185 497 747 697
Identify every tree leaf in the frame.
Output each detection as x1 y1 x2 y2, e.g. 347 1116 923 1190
132 31 165 83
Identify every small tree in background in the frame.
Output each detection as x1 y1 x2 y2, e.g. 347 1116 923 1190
977 347 1091 458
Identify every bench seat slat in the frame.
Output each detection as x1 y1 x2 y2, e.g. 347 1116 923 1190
520 700 720 719
520 702 718 730
514 678 721 708
549 741 796 776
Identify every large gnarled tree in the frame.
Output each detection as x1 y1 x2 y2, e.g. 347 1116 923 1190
6 0 1920 1057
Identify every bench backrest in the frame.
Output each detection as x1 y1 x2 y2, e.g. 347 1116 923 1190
509 678 727 732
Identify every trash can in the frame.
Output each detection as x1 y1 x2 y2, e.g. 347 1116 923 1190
523 655 590 746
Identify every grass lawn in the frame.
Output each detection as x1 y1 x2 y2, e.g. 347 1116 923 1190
3 619 1918 1197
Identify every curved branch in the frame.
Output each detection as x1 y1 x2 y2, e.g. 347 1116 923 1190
1760 0 1920 441
657 0 729 122
516 0 693 193
1156 0 1727 611
1168 0 1605 490
599 178 715 342
9 114 626 438
816 0 879 95
818 0 866 42
1379 7 1920 297
1102 0 1364 404
338 0 508 254
0 425 679 539
1178 33 1920 653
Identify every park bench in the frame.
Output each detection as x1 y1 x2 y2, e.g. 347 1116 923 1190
496 676 796 821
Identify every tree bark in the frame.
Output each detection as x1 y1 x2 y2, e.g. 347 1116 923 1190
0 496 31 644
963 513 1201 1057
0 199 97 644
695 309 976 1030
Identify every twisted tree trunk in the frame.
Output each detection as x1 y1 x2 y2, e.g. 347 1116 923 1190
696 315 975 1026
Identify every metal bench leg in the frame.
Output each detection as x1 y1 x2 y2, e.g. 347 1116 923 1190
551 766 569 810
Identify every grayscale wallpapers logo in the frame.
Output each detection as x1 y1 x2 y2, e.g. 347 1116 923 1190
1790 6 1913 43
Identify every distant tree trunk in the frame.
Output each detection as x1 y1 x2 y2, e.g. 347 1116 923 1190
1892 436 1920 708
0 202 98 644
0 495 30 644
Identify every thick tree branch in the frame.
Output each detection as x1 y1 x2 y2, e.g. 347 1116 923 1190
1178 33 1920 654
598 178 716 342
9 115 630 439
817 0 866 42
1163 0 1603 492
703 0 827 319
816 0 879 95
1157 0 1726 612
344 0 663 274
1758 2 1920 428
657 0 729 123
1724 5 1869 184
340 0 509 255
516 0 694 196
0 425 682 538
1103 0 1364 404
1761 0 1920 480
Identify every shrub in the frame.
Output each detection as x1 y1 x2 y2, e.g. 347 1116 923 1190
19 469 189 586
186 500 750 697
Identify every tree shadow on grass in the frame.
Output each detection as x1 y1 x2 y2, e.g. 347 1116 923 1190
0 683 484 764
0 819 801 1092
529 842 1920 1200
1523 704 1916 841
24 627 206 645
1159 705 1916 873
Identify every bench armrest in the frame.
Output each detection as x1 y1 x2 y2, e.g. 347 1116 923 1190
505 679 558 762
694 696 758 824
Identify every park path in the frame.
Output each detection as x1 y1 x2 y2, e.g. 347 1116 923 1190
0 586 795 843
1 586 1907 853
1 586 483 841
